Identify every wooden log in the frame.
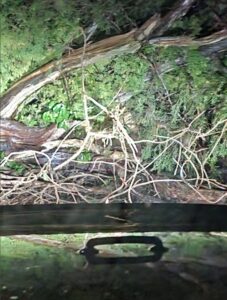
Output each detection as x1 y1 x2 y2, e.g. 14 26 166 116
152 0 196 36
0 30 140 118
0 0 225 119
149 29 227 47
0 203 227 236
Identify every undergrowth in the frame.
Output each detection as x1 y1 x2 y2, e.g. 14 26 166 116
16 55 148 129
0 0 226 203
15 45 227 179
0 0 169 94
127 46 227 176
1 0 223 94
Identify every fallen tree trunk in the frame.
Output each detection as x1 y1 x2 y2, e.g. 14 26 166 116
1 0 226 119
149 29 227 47
0 29 140 118
0 0 226 206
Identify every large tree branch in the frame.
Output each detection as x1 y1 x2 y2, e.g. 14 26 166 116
152 0 196 36
1 0 225 119
149 29 227 47
0 30 140 118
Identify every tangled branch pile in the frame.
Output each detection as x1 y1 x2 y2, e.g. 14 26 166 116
0 0 226 204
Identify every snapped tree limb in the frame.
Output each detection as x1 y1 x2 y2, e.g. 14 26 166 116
1 0 222 119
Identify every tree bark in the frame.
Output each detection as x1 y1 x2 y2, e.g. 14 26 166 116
1 0 225 119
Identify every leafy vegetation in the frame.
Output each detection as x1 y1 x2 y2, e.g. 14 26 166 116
0 0 170 95
168 0 227 36
16 55 149 128
14 44 226 178
1 0 223 94
127 46 227 175
0 0 226 185
0 0 82 93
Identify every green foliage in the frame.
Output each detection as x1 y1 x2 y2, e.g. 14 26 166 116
0 0 82 93
16 54 149 128
78 150 93 162
0 0 169 95
127 46 227 174
16 44 227 177
168 0 227 37
171 15 204 36
5 161 27 176
1 0 226 179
